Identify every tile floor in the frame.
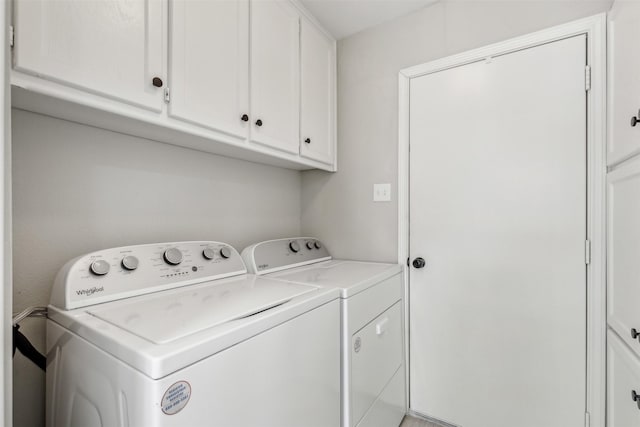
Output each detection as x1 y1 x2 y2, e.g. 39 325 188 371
400 415 442 427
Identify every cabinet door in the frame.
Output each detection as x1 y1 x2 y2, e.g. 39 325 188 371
169 0 249 142
608 331 640 427
608 1 640 165
13 0 165 111
300 19 335 166
608 155 640 355
250 0 300 154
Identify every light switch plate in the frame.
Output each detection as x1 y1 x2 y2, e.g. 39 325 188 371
373 183 391 202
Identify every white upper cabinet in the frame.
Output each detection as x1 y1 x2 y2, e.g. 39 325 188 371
608 1 640 166
168 0 249 142
13 0 165 112
300 18 335 166
11 0 336 171
250 1 300 155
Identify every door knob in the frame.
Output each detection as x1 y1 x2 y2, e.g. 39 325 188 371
241 114 249 122
632 328 640 341
412 257 426 269
255 119 263 127
304 138 311 144
631 110 640 127
152 77 163 88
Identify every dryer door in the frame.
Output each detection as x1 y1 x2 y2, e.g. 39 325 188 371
350 301 403 425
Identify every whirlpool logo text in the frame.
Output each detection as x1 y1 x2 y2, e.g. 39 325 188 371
75 286 104 296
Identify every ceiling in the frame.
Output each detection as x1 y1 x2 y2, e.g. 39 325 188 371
300 0 438 40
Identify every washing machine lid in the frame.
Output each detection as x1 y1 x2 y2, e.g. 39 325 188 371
87 276 317 344
267 260 402 298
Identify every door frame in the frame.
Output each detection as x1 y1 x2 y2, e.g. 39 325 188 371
397 14 607 427
2 0 11 424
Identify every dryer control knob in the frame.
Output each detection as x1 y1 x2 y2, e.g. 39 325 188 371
202 248 216 260
163 248 183 265
314 241 322 250
90 260 110 276
289 241 300 253
306 241 315 250
121 256 139 271
219 247 232 259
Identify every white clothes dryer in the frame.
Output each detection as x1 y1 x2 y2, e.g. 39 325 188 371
46 241 341 427
242 237 406 427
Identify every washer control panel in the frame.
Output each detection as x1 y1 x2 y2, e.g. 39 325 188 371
242 237 331 275
51 241 246 310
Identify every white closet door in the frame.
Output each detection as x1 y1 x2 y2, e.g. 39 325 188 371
13 0 165 111
169 0 249 141
250 0 300 154
409 35 587 427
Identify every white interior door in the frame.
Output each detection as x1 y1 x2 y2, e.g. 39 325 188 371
409 35 587 427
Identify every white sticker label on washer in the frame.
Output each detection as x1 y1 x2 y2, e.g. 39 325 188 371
161 381 191 415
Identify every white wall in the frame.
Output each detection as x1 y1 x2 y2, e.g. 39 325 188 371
11 109 302 427
301 0 612 263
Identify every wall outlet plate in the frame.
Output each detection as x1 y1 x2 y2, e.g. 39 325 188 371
373 183 391 202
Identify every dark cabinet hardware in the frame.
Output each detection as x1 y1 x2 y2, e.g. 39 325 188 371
255 119 263 127
412 257 426 269
632 390 640 409
632 328 640 341
631 109 640 127
305 138 311 144
241 114 249 122
152 77 163 88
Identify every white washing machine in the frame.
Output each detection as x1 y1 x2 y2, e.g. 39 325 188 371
242 237 406 427
46 241 341 427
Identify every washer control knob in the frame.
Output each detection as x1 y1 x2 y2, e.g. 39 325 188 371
314 241 322 250
289 241 300 253
163 248 183 265
202 248 216 260
121 256 139 271
90 260 110 276
220 247 232 259
306 241 314 250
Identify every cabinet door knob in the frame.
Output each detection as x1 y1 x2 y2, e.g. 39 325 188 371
304 138 311 144
632 110 640 127
632 328 640 340
152 77 163 88
241 114 249 122
255 119 263 127
632 390 640 409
